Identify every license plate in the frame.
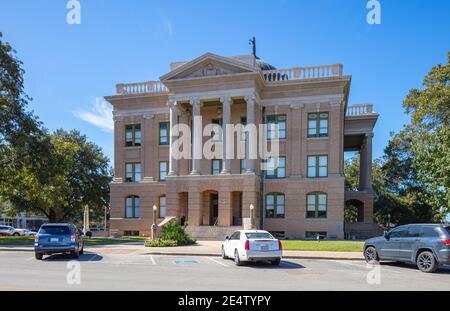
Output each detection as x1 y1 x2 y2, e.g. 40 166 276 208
50 238 59 243
260 245 268 251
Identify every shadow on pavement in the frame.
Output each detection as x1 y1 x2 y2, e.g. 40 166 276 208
42 253 103 262
381 261 450 274
239 260 305 270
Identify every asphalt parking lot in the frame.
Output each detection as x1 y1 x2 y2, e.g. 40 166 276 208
0 251 449 291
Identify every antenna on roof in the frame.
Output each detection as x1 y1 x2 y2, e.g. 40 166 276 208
249 36 256 58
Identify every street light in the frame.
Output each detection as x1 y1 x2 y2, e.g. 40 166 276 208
249 204 254 229
151 205 157 241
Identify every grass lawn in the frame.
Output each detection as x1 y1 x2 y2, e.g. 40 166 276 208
0 236 146 247
281 240 364 252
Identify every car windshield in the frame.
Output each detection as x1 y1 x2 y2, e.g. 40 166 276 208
39 226 70 235
245 232 273 239
445 226 450 235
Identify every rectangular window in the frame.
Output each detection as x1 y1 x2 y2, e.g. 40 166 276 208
212 159 222 175
125 163 141 183
308 112 328 137
211 118 222 142
125 124 141 147
306 193 327 218
265 157 286 178
125 196 141 219
240 159 246 174
307 155 328 178
266 115 286 140
159 161 168 181
159 122 169 145
305 231 327 239
266 193 285 218
159 196 166 218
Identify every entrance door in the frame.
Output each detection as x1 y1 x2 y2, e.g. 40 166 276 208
210 193 219 225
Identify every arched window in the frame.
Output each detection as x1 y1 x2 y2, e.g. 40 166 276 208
159 195 167 218
306 192 327 218
125 196 141 218
266 193 285 218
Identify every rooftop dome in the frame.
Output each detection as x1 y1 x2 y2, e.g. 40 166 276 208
255 57 276 71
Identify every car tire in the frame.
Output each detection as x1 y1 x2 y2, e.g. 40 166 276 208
35 253 43 260
221 247 227 259
271 258 281 266
13 232 20 236
364 246 379 263
234 249 243 266
416 251 438 273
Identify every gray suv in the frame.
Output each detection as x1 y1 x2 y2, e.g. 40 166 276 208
364 224 450 273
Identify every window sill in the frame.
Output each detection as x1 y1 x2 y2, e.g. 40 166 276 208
306 136 329 140
305 217 328 220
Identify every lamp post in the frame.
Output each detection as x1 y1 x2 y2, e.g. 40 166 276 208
151 205 157 241
249 204 255 229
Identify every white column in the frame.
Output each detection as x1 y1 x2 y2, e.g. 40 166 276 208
220 97 232 174
245 95 256 174
190 99 202 175
168 101 178 176
359 132 373 191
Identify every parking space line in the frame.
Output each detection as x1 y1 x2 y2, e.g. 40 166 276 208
206 256 230 267
149 255 156 265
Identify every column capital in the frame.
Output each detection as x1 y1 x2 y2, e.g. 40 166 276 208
244 94 256 104
220 96 233 105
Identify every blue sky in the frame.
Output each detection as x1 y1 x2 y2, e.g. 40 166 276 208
1 0 449 163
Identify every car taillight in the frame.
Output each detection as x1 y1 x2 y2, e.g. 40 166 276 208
278 240 283 250
71 235 76 242
442 239 450 246
245 240 250 250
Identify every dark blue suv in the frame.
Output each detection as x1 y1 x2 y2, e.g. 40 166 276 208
34 223 84 260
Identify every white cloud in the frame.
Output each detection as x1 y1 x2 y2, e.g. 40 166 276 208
162 17 175 37
73 98 113 132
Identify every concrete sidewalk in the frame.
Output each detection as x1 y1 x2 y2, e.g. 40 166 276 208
0 241 364 260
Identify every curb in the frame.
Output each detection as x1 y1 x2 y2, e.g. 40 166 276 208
0 248 33 252
142 251 365 261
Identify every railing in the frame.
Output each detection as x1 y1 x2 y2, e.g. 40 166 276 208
346 104 374 116
263 64 343 83
116 81 169 95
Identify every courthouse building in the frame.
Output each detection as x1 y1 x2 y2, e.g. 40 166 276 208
105 52 380 239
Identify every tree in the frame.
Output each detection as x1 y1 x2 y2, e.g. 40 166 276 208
403 51 450 214
1 130 111 223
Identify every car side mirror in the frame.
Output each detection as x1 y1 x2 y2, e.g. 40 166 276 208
225 236 229 240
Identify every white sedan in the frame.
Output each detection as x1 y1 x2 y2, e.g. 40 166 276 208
222 230 282 266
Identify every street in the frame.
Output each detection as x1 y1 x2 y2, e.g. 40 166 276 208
0 251 449 290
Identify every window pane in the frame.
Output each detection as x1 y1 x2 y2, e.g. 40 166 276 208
276 195 284 205
134 206 141 218
267 195 274 207
308 156 316 167
318 194 327 205
276 204 284 215
308 120 317 129
318 204 327 212
126 207 133 218
308 167 316 177
308 114 317 120
319 156 327 166
319 167 327 177
319 119 328 128
159 197 166 218
307 195 316 205
277 168 285 178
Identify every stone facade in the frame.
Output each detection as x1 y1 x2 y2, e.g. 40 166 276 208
105 53 379 239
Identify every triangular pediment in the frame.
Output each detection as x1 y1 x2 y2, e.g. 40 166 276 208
160 53 257 81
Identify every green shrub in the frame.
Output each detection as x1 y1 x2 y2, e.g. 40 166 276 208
159 221 196 246
145 239 178 247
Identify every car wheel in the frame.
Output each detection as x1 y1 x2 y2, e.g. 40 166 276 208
271 258 281 266
35 253 43 260
364 246 379 263
13 232 20 236
417 251 438 273
221 247 227 259
234 249 243 266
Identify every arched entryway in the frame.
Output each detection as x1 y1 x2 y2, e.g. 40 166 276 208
345 199 365 223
